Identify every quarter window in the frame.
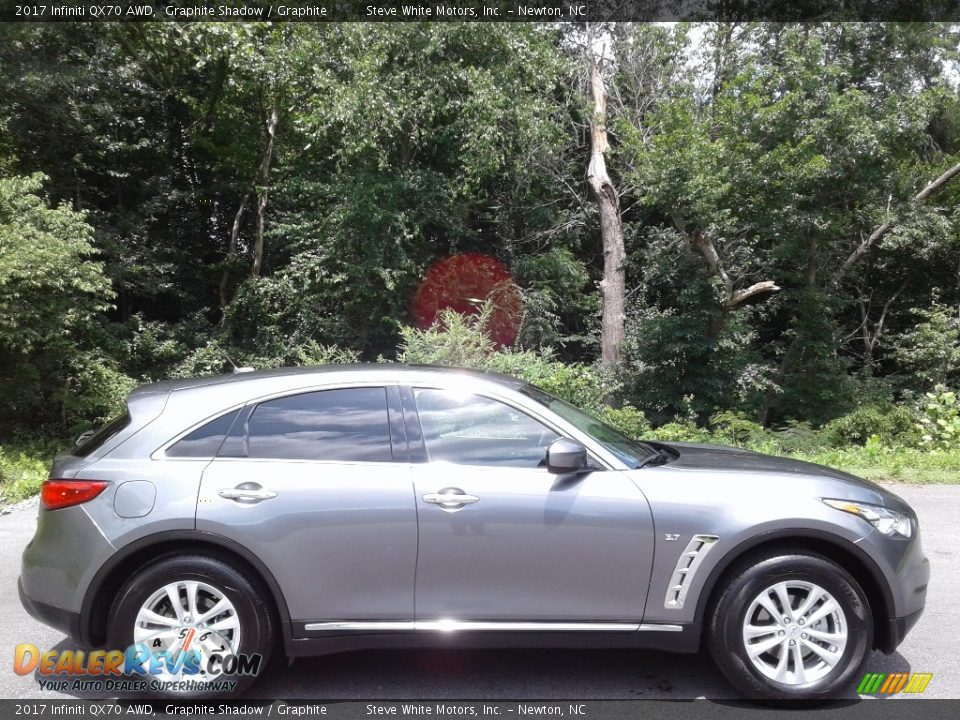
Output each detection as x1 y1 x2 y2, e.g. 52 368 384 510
246 387 393 462
167 409 241 458
413 388 558 468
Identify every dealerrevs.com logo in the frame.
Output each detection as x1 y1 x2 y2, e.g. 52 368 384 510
857 672 933 695
13 627 262 694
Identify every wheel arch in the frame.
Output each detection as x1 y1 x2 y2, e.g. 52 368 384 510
81 530 291 647
694 529 896 652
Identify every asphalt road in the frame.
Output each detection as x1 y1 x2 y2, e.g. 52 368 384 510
0 483 956 700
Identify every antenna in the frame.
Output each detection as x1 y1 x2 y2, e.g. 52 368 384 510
210 341 255 374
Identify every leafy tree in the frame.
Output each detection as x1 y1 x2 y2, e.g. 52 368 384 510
616 22 960 423
0 173 121 434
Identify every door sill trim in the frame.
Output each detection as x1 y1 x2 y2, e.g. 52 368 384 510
303 620 683 633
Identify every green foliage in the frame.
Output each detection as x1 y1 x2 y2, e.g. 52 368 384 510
515 247 596 353
2 22 960 457
618 23 960 426
397 307 614 412
0 173 123 436
791 444 960 485
709 411 772 449
619 306 766 424
397 307 496 369
643 421 716 445
917 386 960 451
821 403 919 448
0 442 56 503
891 301 960 390
173 340 360 379
0 173 112 353
594 404 651 439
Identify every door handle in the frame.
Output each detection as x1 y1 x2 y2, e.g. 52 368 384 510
423 488 480 508
218 483 277 503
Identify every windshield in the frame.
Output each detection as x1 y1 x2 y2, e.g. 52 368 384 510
520 386 657 469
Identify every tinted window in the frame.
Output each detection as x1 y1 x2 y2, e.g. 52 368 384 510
520 386 656 469
167 409 241 458
72 412 131 458
246 388 393 462
414 389 558 468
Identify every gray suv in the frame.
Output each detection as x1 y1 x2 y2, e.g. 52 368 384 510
19 365 928 699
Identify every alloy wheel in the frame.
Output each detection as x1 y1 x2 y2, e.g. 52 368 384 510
741 580 848 685
133 580 241 683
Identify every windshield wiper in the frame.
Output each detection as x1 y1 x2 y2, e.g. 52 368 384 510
637 447 672 469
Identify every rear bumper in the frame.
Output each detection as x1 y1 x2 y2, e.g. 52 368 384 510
18 577 82 642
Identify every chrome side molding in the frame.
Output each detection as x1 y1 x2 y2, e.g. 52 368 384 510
304 620 684 633
664 534 720 609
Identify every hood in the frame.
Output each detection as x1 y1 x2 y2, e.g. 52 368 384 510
658 441 894 507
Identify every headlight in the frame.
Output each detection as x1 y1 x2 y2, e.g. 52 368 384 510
823 499 913 538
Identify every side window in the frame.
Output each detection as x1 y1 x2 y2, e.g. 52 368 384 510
245 387 393 462
167 409 241 458
413 388 559 468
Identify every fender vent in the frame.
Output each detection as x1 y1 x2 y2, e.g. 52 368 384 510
664 534 719 609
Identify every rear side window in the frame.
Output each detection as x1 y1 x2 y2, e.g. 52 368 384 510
72 412 131 458
245 387 393 462
167 409 241 458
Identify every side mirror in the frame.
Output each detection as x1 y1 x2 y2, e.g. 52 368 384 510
546 438 589 474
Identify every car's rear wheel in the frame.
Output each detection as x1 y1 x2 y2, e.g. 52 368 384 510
707 550 873 700
108 554 274 698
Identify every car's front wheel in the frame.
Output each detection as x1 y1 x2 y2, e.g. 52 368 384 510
707 550 873 700
107 553 275 698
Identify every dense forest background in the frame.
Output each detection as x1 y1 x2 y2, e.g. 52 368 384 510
2 22 960 469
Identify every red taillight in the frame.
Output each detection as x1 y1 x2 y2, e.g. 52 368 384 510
41 480 108 511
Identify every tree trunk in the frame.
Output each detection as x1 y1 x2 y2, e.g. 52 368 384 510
586 53 626 367
251 98 280 279
219 192 250 325
674 218 779 338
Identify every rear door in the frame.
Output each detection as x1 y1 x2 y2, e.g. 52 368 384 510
195 383 417 627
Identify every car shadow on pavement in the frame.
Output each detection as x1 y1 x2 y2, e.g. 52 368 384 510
30 637 912 703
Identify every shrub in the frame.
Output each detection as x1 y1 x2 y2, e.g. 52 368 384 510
488 351 613 413
173 340 360 379
710 410 770 449
596 404 651 439
0 444 53 504
646 420 716 444
768 420 824 454
821 403 919 448
397 307 496 368
397 306 615 411
917 385 960 450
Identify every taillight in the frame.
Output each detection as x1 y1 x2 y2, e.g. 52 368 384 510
41 480 108 510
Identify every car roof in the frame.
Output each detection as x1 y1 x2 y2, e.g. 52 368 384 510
128 363 526 400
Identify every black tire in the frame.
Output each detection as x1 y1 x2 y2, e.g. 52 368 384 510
108 553 275 698
707 550 873 701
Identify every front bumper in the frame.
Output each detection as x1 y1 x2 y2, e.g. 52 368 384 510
18 577 82 642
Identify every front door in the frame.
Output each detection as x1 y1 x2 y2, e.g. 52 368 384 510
407 386 655 624
196 384 417 627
